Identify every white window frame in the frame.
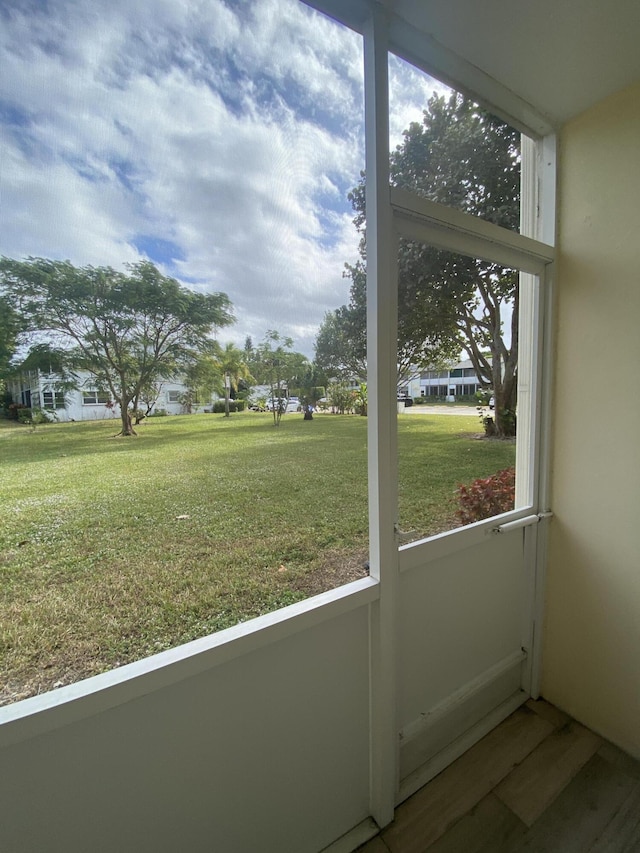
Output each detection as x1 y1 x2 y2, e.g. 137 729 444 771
351 5 558 825
0 9 559 845
82 390 110 405
43 390 65 409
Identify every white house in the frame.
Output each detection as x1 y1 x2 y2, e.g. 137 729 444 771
1 3 639 852
7 370 196 421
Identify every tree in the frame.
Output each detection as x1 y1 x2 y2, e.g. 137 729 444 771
353 381 367 416
293 364 325 420
215 342 253 417
340 255 461 384
335 92 521 436
131 379 164 423
252 331 307 426
0 258 234 435
326 381 356 415
314 305 366 381
183 346 223 409
0 294 24 392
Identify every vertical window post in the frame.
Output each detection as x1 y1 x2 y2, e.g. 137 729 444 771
364 6 399 828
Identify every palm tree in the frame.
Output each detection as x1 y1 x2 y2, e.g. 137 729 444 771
184 347 223 410
216 342 253 417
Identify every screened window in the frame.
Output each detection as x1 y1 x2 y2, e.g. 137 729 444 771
0 0 366 705
82 391 110 405
43 390 66 409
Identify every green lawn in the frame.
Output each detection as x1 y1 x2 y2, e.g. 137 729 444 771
0 411 514 703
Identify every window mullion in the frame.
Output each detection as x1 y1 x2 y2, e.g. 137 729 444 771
364 6 398 830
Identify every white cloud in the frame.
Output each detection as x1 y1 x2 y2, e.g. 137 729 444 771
0 1 446 358
388 53 451 150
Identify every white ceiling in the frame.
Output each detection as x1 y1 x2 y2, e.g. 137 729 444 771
309 0 640 133
391 0 640 128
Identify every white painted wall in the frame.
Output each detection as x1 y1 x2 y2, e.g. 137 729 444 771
0 589 374 853
542 81 640 758
397 526 528 791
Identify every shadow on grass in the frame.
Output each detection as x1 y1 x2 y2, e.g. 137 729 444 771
0 413 352 468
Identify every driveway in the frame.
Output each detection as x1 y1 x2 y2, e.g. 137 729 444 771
400 404 481 417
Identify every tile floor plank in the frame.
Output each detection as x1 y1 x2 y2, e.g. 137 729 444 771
525 698 571 730
381 707 553 853
502 754 638 853
422 794 526 853
587 781 640 852
356 838 391 853
598 741 640 781
495 720 602 825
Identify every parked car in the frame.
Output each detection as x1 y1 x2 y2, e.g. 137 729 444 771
397 394 414 407
265 397 300 413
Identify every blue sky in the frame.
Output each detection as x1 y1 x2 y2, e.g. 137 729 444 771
0 0 446 356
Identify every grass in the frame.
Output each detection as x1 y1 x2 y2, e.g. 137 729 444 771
0 410 515 703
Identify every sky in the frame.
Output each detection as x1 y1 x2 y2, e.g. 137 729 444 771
0 0 448 358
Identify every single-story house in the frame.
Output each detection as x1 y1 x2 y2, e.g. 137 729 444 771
7 369 198 420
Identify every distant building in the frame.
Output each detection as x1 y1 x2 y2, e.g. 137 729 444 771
419 359 486 400
7 370 198 421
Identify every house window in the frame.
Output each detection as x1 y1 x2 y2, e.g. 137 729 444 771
82 391 110 405
43 390 66 409
167 390 181 404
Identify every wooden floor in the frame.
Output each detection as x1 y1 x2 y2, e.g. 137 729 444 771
359 700 640 853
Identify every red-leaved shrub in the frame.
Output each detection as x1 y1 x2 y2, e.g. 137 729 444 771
456 467 516 525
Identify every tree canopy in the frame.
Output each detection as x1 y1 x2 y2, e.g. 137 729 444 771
314 303 366 382
250 330 310 425
0 257 234 434
215 342 253 417
318 92 521 436
0 294 24 391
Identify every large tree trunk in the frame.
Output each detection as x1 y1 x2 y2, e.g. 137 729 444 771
494 387 517 436
119 397 137 436
490 371 517 438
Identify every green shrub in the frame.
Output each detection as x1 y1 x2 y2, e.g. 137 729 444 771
212 400 246 413
326 382 356 414
149 408 168 417
16 407 33 423
455 467 515 525
1 391 13 418
31 408 56 424
3 402 26 420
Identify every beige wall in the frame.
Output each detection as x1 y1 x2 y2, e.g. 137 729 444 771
542 81 640 757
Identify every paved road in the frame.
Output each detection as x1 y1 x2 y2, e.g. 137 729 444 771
401 404 485 417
